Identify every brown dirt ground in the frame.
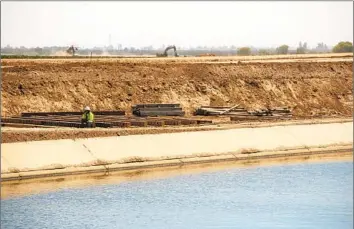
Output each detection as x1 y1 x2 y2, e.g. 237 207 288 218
2 55 352 118
1 54 353 143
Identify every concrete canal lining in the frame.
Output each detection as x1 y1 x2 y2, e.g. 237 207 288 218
1 122 352 180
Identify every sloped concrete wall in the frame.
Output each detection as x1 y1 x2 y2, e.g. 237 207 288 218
1 122 352 174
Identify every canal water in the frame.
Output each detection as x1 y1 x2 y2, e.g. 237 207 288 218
1 160 352 229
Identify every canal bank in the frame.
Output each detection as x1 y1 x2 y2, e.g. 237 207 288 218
2 151 352 199
1 122 352 181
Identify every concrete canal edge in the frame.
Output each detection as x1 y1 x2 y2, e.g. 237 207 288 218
1 122 353 181
1 144 352 181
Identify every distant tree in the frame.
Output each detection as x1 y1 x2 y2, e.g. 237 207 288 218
332 41 353 53
276 45 289 54
296 47 306 54
313 42 329 53
34 47 43 55
237 47 251 56
316 42 327 49
296 41 308 54
258 49 271 55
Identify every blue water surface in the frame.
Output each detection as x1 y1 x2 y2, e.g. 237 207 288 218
1 161 353 229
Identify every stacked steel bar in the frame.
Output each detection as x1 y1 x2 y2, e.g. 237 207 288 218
132 104 185 117
195 106 248 116
231 107 292 121
195 106 292 121
2 108 214 128
2 117 85 128
248 107 292 117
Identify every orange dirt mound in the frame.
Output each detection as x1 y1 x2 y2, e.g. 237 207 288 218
1 58 352 117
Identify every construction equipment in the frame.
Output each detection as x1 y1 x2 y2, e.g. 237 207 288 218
156 45 179 57
66 45 78 56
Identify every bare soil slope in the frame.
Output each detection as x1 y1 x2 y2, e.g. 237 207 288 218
1 57 352 117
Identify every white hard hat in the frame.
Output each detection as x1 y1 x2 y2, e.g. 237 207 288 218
84 106 90 111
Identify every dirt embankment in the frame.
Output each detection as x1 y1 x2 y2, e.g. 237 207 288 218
1 58 353 117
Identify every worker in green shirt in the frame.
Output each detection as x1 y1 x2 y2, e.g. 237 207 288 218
81 106 95 128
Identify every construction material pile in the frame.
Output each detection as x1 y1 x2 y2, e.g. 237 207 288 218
2 111 126 128
1 108 210 129
195 105 292 120
195 105 247 116
132 104 185 117
247 107 292 117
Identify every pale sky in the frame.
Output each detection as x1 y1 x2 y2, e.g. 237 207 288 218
1 1 353 49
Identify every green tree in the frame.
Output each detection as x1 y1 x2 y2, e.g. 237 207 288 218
237 47 251 56
332 41 353 53
276 45 289 54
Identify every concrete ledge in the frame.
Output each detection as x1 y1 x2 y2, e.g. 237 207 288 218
2 122 352 180
2 145 352 181
2 122 352 173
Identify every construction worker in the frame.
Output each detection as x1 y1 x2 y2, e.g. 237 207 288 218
81 106 95 128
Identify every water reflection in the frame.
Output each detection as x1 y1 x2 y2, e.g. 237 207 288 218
2 152 351 199
1 154 352 229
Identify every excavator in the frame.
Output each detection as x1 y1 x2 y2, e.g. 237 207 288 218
156 45 179 57
66 45 78 56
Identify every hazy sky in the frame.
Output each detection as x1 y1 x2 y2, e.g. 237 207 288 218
1 1 353 49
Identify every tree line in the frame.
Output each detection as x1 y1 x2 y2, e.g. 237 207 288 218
1 41 352 57
236 41 352 56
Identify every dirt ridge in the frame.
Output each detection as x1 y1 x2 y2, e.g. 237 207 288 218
1 58 352 117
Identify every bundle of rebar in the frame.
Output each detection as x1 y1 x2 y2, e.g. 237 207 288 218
132 104 185 117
